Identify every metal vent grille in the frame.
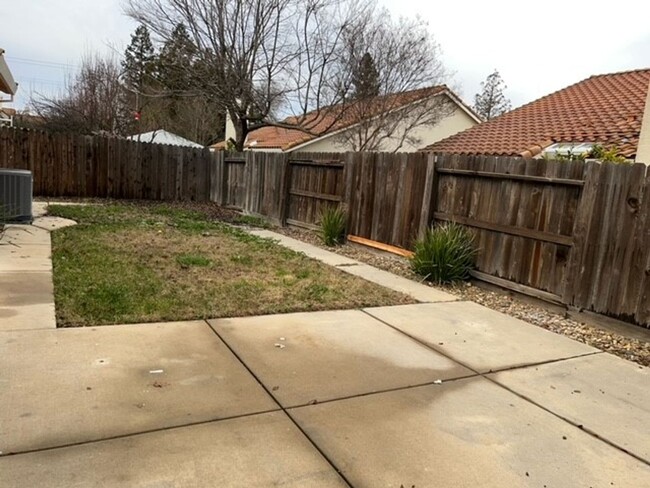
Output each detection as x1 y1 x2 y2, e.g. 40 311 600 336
0 169 33 223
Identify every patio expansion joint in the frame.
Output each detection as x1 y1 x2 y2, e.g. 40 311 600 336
284 371 481 410
360 309 650 467
203 319 355 488
0 407 282 459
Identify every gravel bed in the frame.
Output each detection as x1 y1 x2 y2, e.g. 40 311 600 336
275 226 650 367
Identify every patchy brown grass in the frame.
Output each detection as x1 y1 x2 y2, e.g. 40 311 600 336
50 203 413 326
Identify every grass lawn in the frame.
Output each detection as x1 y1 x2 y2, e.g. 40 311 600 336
48 203 413 326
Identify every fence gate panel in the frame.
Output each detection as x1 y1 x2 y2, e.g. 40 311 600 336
223 157 247 209
285 157 345 229
433 155 587 298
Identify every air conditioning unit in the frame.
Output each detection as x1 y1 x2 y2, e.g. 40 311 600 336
0 168 33 223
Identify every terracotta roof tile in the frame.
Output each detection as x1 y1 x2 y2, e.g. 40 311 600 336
425 68 650 158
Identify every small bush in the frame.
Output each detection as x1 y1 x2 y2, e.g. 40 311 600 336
319 206 346 246
411 222 477 284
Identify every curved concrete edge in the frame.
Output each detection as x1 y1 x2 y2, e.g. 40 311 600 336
32 216 77 231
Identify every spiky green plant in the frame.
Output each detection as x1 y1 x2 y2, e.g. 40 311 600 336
411 222 477 284
319 206 346 247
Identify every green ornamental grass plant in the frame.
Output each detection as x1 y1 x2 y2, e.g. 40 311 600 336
320 206 346 246
411 222 477 284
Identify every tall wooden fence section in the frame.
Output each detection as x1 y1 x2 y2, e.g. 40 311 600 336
1 126 649 327
563 162 650 325
0 128 213 201
433 155 587 299
346 152 435 248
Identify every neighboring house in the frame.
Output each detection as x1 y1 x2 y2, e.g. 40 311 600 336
127 130 204 148
211 86 480 153
0 107 15 127
0 48 18 127
424 68 650 164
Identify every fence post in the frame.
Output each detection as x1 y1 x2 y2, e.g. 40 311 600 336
210 151 222 204
278 154 292 226
244 151 258 213
561 161 600 306
342 152 356 234
417 152 438 238
175 148 183 200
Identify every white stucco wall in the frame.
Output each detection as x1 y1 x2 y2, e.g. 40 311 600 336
289 100 477 153
377 107 477 152
224 113 236 142
635 82 650 164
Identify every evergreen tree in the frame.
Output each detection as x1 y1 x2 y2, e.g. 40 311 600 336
351 52 380 99
473 70 511 121
122 25 157 93
157 23 196 93
121 25 158 133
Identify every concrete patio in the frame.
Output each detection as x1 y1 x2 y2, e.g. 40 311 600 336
1 307 649 487
1 210 649 487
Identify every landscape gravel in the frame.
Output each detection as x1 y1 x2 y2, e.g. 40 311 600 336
276 226 650 367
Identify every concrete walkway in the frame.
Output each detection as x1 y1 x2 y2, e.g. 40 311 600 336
0 204 76 331
1 214 648 486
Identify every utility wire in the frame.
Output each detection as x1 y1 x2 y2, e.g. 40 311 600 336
6 56 79 70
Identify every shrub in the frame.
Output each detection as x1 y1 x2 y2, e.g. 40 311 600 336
411 222 477 284
319 206 346 247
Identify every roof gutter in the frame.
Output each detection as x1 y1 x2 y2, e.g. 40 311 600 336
0 49 19 98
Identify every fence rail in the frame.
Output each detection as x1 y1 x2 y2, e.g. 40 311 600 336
1 126 648 328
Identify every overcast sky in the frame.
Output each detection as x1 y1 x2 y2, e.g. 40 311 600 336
3 0 649 110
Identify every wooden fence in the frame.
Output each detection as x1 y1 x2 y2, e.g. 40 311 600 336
0 127 213 201
1 126 648 328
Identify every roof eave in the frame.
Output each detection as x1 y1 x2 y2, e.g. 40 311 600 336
0 49 18 96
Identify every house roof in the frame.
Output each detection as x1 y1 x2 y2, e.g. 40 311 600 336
127 130 204 148
216 85 475 152
424 68 650 158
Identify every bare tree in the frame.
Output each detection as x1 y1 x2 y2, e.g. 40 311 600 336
332 12 453 151
30 54 127 135
125 0 448 151
473 70 511 121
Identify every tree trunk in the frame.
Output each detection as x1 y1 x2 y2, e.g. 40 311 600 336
234 118 248 152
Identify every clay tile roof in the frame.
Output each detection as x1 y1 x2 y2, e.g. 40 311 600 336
424 68 650 158
243 86 448 151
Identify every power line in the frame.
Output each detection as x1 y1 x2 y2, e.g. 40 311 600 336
19 77 65 88
6 56 79 70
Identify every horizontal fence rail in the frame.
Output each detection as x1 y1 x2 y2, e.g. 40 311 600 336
1 126 648 328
